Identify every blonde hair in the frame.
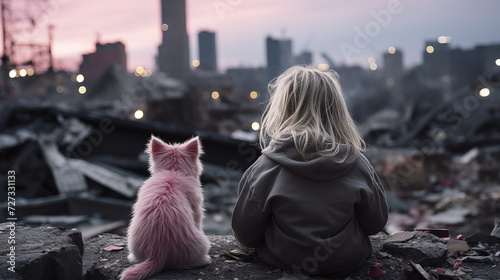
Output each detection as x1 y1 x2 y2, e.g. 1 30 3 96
259 65 365 161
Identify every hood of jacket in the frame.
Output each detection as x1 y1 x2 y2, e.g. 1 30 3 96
262 139 358 181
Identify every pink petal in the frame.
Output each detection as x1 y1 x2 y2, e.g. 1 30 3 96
104 245 124 251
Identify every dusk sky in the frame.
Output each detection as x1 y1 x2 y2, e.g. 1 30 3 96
13 0 500 73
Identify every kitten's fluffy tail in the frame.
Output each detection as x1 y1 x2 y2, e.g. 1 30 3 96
120 257 162 280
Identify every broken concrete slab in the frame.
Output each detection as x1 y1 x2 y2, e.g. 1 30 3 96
0 224 84 280
446 239 470 255
382 231 448 267
466 232 500 246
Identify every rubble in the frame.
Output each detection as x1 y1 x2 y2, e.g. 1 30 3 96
382 231 448 267
0 105 259 237
0 224 84 280
2 225 500 279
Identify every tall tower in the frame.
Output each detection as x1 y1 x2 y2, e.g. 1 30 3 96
383 48 403 83
158 0 190 81
266 36 292 82
198 31 217 72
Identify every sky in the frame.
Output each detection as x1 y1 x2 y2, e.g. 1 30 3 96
9 0 500 73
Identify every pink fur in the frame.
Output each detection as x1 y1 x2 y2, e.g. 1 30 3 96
120 136 210 280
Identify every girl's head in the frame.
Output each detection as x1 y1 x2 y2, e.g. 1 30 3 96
260 65 365 160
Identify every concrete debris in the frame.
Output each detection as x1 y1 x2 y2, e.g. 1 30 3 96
0 225 84 280
382 231 448 267
447 239 470 255
491 218 500 238
0 105 260 237
38 138 88 193
69 159 142 198
2 225 499 279
366 143 500 237
465 233 500 246
460 255 496 264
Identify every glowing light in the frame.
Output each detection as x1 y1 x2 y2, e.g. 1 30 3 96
203 91 210 99
437 36 451 44
251 122 260 131
479 88 490 97
192 60 200 68
317 64 329 71
134 110 144 119
78 86 86 94
368 57 376 64
19 69 27 77
496 59 500 66
161 23 169 31
250 91 258 99
145 70 152 77
56 85 64 93
27 69 34 76
76 74 85 83
135 66 144 77
211 91 220 100
369 63 378 71
426 46 434 54
388 46 396 54
8 69 16 78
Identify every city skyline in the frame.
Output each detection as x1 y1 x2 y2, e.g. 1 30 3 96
12 0 500 73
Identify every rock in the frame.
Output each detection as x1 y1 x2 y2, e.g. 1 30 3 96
492 218 500 238
466 232 500 246
82 234 129 280
0 224 84 280
382 231 448 267
385 231 415 243
447 239 470 255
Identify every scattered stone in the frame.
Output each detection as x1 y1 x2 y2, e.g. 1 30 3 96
385 231 415 243
382 231 448 267
461 256 496 264
447 239 470 255
466 233 500 246
491 218 500 238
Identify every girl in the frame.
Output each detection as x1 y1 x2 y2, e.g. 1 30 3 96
231 65 388 277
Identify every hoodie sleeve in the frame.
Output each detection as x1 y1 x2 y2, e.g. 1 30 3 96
231 160 271 248
355 156 389 235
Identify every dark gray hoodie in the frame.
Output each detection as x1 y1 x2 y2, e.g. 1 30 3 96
231 140 388 276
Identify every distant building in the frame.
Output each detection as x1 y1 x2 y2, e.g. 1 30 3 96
198 31 217 72
294 51 313 65
266 36 292 81
158 0 190 81
226 67 267 103
79 41 127 83
422 40 452 86
383 48 403 83
423 41 500 89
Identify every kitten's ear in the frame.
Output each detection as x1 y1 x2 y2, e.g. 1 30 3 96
148 136 166 154
184 136 202 159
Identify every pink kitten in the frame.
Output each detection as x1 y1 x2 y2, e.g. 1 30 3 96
120 136 211 280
